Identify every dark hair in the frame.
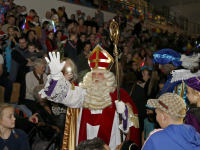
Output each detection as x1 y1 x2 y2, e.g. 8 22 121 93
58 7 62 10
54 30 63 38
28 43 35 47
42 21 50 29
142 68 152 76
139 49 146 59
159 76 167 84
26 30 36 40
30 9 36 14
8 15 15 19
84 42 91 48
132 51 139 57
51 8 57 15
75 137 106 150
121 140 138 150
80 33 86 37
18 36 27 42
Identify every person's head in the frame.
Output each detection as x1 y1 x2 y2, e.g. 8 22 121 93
0 103 15 130
142 68 151 82
51 8 57 15
45 11 51 19
97 7 101 13
147 93 186 128
98 27 103 34
92 26 96 34
78 18 84 25
116 140 138 150
90 34 95 42
18 36 28 50
46 30 54 40
0 0 4 5
42 21 50 29
76 137 110 150
55 30 63 39
21 6 26 12
61 57 78 82
56 25 60 31
34 58 46 75
62 6 65 12
139 49 146 58
29 9 36 17
87 15 91 21
82 13 85 17
123 46 129 54
80 33 86 42
61 16 66 22
127 53 132 61
71 14 75 20
87 26 92 32
33 15 39 24
132 51 139 59
84 43 91 53
76 10 82 16
7 26 15 36
69 32 77 41
8 15 15 26
58 7 62 11
159 63 177 75
28 43 35 53
158 77 167 91
33 84 48 105
131 61 138 71
16 5 21 13
26 30 36 41
186 77 200 106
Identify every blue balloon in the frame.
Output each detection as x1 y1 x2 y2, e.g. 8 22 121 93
182 47 187 51
153 32 157 37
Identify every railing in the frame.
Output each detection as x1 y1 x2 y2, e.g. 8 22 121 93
60 0 200 34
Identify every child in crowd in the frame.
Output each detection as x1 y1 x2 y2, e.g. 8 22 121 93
0 103 30 150
185 76 200 133
27 43 43 71
91 34 103 49
24 9 36 33
45 30 58 53
156 77 167 98
2 27 19 73
142 104 156 146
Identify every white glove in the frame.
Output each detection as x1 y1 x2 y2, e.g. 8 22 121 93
45 52 66 80
115 100 125 114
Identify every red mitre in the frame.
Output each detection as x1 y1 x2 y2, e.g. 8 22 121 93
88 45 114 70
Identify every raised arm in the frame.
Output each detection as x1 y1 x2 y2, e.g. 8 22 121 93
39 52 85 108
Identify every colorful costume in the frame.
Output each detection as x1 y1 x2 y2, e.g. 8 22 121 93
40 45 140 150
0 2 6 24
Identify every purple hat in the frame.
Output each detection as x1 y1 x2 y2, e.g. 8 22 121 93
186 76 200 92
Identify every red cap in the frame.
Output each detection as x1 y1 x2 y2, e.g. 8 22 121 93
76 10 82 14
46 30 54 36
60 35 68 41
96 34 102 39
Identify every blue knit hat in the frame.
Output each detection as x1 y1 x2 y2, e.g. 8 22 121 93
152 49 182 67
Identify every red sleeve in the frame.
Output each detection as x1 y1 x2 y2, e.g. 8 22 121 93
45 40 54 52
25 16 33 30
116 89 140 149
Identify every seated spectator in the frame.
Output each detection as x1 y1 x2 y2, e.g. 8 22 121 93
2 26 19 73
64 32 77 64
84 15 92 27
32 15 42 39
120 46 129 66
26 30 42 50
57 7 63 18
142 93 200 150
51 8 59 25
116 140 138 150
59 16 67 33
10 36 35 104
86 25 92 40
56 25 61 31
95 8 104 23
45 30 58 53
87 33 95 45
76 137 110 150
132 51 139 62
97 26 103 36
55 30 63 47
130 61 139 79
77 43 91 73
123 53 132 72
77 18 86 34
40 21 49 53
41 11 54 30
15 5 21 19
25 58 47 112
0 103 30 150
24 9 36 33
68 14 78 25
92 26 97 34
137 49 146 67
77 33 86 55
76 10 82 21
2 15 20 35
0 54 13 102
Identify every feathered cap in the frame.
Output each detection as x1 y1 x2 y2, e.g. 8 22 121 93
152 49 199 70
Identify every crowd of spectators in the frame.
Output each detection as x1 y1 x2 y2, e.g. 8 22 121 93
0 0 200 150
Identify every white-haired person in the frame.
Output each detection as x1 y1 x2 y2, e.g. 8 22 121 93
25 58 47 112
39 45 140 150
142 93 200 150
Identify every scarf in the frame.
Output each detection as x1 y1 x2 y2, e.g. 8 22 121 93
33 69 44 84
